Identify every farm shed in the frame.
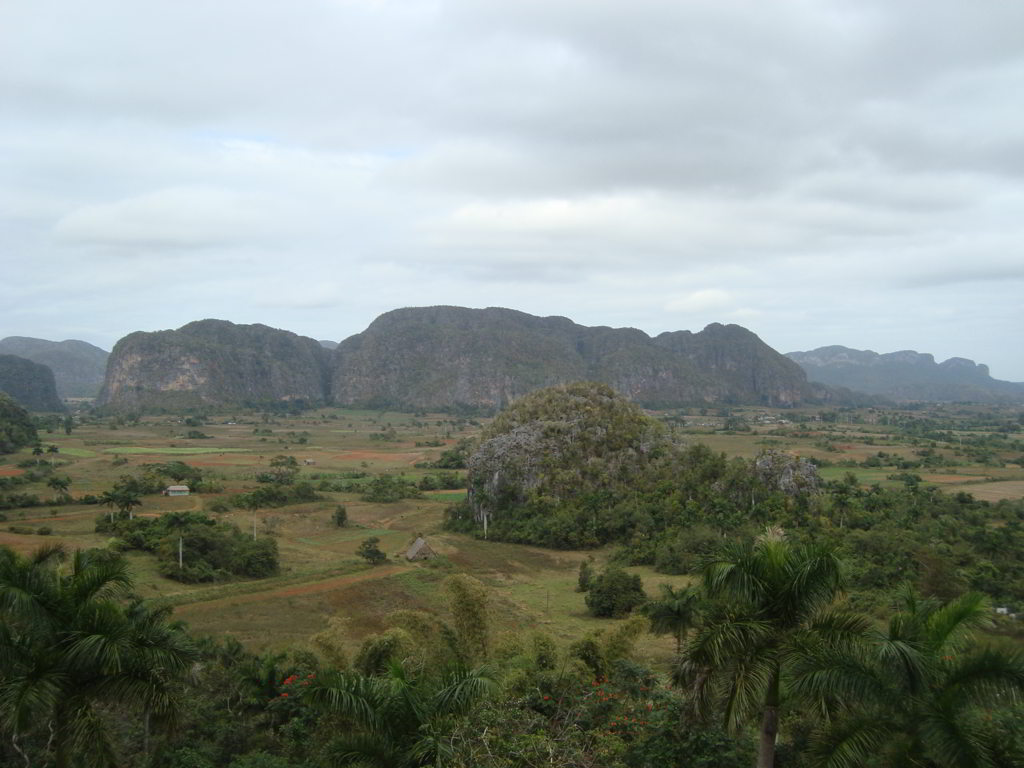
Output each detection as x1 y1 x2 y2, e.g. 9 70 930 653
405 536 435 561
165 485 190 496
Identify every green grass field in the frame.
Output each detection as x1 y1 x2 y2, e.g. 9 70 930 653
4 404 1021 671
103 446 252 455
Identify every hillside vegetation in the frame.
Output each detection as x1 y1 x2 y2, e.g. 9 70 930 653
0 397 1022 767
0 354 63 411
0 393 37 453
332 306 824 410
98 319 332 410
451 383 1024 607
99 308 850 413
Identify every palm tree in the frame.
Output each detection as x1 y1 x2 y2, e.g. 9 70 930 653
793 589 1024 768
99 486 142 523
0 544 196 768
46 474 72 502
646 583 701 657
679 528 868 768
115 487 142 520
163 511 191 570
306 660 497 767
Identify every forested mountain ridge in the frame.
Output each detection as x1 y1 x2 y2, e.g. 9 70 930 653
97 319 333 410
0 354 64 412
330 306 825 410
788 344 1024 403
98 308 854 412
0 336 108 398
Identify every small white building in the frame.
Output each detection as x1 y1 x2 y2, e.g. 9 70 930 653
165 485 190 496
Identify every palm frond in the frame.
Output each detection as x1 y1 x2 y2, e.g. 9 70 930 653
306 669 385 732
788 645 890 710
0 668 67 735
926 593 992 655
810 714 897 768
720 651 778 732
66 701 120 768
941 646 1024 707
917 706 992 768
432 664 497 716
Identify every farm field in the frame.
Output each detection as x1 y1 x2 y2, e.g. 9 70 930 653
2 402 1022 673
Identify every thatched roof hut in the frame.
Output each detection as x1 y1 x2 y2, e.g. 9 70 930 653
405 536 435 561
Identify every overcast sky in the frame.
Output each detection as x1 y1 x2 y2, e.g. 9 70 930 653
2 0 1022 380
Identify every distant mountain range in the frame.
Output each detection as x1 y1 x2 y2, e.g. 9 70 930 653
787 346 1024 403
14 311 1018 413
0 337 109 398
95 307 851 412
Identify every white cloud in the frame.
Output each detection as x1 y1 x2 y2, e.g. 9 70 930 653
1 0 1023 379
664 290 733 314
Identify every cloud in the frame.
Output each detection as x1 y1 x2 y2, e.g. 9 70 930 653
55 187 267 248
2 0 1023 379
664 290 733 314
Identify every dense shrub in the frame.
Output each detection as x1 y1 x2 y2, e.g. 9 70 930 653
585 567 647 618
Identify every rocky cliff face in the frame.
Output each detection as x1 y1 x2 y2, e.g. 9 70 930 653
0 337 109 398
0 354 64 412
331 306 817 410
787 345 1024 403
654 323 817 406
98 320 332 410
96 308 852 412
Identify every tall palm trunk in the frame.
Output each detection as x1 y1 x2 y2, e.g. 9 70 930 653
757 669 780 768
54 703 70 768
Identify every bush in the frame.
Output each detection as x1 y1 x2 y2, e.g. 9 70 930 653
357 536 387 565
585 567 646 618
333 505 347 527
360 475 422 503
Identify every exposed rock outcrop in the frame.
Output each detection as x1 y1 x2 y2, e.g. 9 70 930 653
466 382 671 530
97 320 332 411
331 306 822 410
754 450 821 495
